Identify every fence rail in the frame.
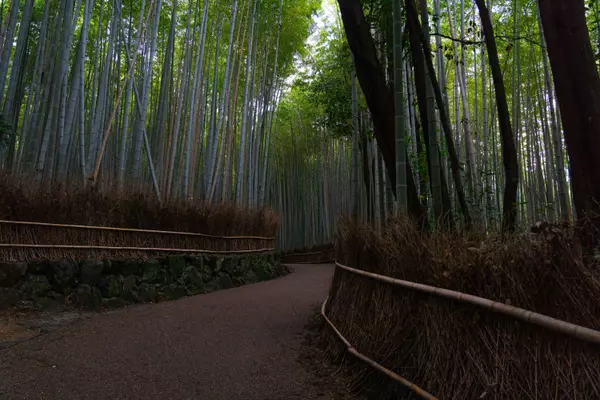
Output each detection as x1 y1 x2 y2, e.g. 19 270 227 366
326 260 600 399
0 219 274 240
0 219 275 261
321 296 438 400
0 243 275 254
334 261 600 345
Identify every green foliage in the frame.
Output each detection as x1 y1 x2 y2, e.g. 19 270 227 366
0 116 13 149
276 15 365 144
308 30 355 137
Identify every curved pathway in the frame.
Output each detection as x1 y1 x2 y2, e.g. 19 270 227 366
0 264 338 400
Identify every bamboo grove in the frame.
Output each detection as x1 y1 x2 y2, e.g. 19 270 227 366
272 0 600 249
0 0 318 207
2 0 600 251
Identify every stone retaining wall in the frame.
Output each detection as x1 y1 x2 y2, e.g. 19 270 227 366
0 253 285 310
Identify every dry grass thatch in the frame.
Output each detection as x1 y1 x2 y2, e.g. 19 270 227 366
322 216 600 399
0 176 279 261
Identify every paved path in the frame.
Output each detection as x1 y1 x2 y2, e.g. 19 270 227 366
0 264 336 400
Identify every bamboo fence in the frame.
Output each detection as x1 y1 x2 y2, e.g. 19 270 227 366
334 261 600 345
321 296 438 400
0 220 274 240
0 219 276 261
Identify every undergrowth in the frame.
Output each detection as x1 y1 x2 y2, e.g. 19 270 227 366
323 216 600 399
0 176 280 261
0 175 279 237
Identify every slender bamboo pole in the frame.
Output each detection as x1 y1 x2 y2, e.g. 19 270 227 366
91 0 156 184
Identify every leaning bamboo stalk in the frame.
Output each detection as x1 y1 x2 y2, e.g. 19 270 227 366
0 243 275 254
335 262 600 345
321 296 438 400
0 220 275 240
91 0 155 184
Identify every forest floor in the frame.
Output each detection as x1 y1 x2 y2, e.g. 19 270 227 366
0 264 359 400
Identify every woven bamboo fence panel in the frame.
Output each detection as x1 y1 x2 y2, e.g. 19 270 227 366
0 220 276 261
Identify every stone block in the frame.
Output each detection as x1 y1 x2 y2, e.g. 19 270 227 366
218 274 234 289
159 283 187 300
108 258 141 276
122 275 137 301
105 275 124 298
26 260 48 275
142 259 161 283
75 284 102 310
167 256 186 279
187 256 204 269
241 271 258 285
203 279 220 293
19 275 52 300
136 283 157 303
0 287 20 308
182 265 204 290
214 257 224 274
0 262 27 287
48 260 78 291
121 259 142 276
253 258 275 282
80 260 104 286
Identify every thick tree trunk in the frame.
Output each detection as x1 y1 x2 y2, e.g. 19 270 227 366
337 0 424 224
538 0 600 247
475 0 519 233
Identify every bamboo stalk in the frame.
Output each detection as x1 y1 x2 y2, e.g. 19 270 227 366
335 262 600 345
0 220 274 240
321 296 438 400
91 0 156 184
0 243 275 254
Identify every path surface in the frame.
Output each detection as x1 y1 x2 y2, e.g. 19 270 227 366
0 264 337 400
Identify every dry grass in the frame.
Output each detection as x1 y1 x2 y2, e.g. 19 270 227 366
322 216 600 399
0 176 279 261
